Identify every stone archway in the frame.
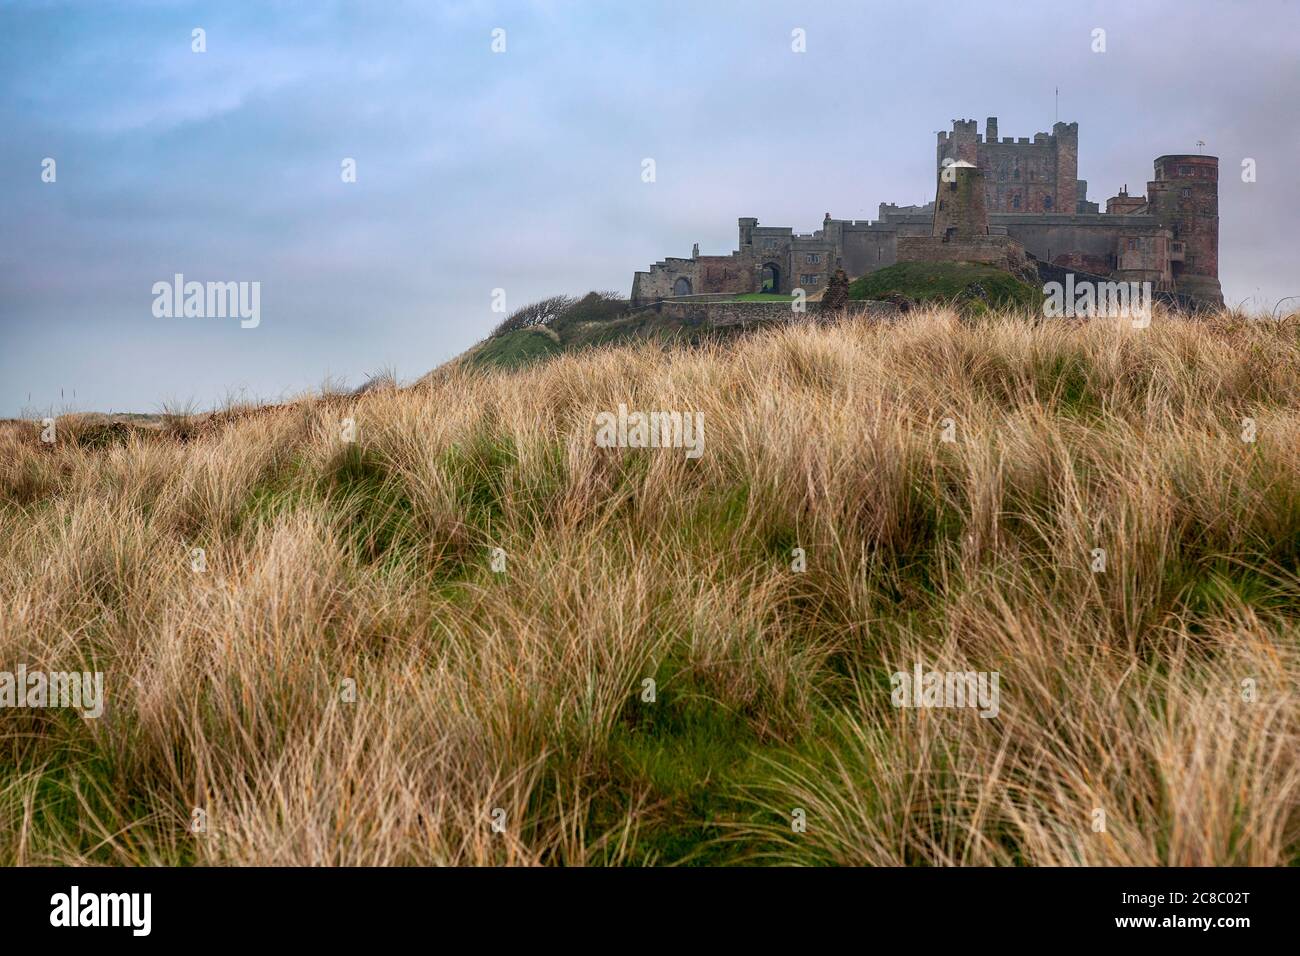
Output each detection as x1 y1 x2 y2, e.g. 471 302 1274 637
760 262 782 293
672 276 693 296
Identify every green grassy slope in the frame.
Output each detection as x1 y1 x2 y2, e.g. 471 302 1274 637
466 293 742 373
848 261 1040 311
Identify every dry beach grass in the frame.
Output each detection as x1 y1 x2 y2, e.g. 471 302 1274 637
1 308 1297 865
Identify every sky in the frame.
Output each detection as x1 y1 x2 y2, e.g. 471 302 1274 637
2 0 1298 416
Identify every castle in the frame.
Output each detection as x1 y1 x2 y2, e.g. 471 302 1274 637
631 116 1222 308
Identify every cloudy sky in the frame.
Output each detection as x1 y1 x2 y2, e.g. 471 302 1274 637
2 0 1297 416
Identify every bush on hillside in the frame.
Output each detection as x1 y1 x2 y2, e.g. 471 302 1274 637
548 291 627 332
492 291 630 338
492 294 576 336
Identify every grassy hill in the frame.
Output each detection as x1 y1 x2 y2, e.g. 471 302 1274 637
467 325 565 369
464 291 742 373
848 260 1041 312
467 311 710 370
1 308 1298 865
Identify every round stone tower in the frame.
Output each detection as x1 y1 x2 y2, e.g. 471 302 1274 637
932 160 989 239
1146 154 1223 307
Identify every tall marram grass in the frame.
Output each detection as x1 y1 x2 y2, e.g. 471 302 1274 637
1 309 1297 865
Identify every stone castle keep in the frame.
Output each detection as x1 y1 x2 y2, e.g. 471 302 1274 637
631 116 1223 307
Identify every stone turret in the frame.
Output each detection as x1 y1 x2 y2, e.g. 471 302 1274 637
1146 154 1222 306
895 156 1028 274
932 160 989 239
738 217 757 248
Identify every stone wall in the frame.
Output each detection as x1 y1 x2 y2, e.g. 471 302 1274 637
986 212 1169 279
840 227 897 277
897 234 1030 273
631 258 695 301
643 298 899 328
696 254 755 295
632 251 756 302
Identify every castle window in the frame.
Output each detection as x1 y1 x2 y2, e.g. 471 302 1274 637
763 239 777 249
1012 194 1021 210
1127 238 1137 251
1181 188 1190 198
806 253 820 264
1013 168 1020 180
1043 195 1053 210
800 274 819 285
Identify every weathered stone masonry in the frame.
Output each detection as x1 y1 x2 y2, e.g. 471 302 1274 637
631 116 1223 308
